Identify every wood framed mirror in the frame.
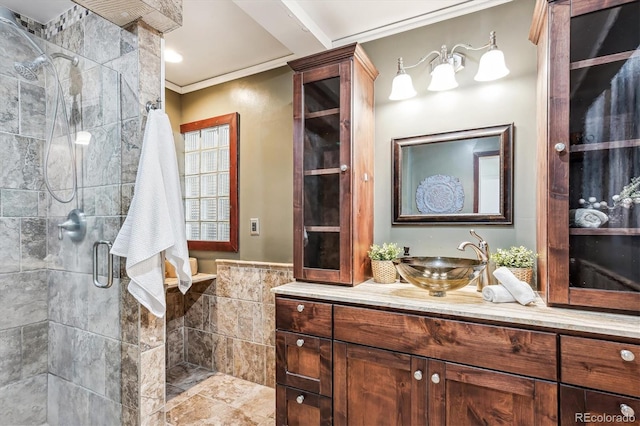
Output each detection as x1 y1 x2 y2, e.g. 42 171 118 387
393 123 513 225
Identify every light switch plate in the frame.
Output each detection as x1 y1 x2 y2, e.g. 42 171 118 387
250 218 260 235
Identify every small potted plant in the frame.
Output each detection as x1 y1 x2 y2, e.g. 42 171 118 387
368 242 403 283
490 245 537 285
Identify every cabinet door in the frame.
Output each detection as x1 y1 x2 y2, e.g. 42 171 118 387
333 342 427 426
293 62 353 284
560 385 640 425
276 385 332 426
547 0 640 312
429 361 557 425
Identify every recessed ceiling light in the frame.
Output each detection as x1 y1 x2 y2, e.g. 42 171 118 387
164 49 183 63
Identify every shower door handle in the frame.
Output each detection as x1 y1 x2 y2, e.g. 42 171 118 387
93 240 114 288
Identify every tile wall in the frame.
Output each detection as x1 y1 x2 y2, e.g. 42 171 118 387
166 260 294 389
0 3 165 425
0 16 53 425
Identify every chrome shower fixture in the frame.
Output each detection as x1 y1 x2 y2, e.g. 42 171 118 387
14 52 79 81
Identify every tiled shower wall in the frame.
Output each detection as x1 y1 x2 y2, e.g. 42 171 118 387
42 10 166 425
166 260 294 388
0 21 53 424
0 4 165 425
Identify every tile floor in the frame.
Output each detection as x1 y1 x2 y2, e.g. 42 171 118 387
165 363 275 425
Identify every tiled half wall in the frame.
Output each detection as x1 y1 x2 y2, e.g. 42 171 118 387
166 260 293 388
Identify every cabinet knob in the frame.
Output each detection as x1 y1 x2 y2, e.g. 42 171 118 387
340 164 348 172
620 404 634 417
296 395 305 404
554 142 566 153
620 349 635 362
296 304 304 312
296 339 305 347
413 370 423 381
431 373 440 384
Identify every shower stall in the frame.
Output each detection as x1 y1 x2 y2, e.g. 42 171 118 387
0 6 141 425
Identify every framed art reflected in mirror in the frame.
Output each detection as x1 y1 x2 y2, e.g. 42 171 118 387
393 123 513 225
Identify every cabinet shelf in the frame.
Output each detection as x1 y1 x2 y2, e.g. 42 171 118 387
570 50 636 70
305 226 340 233
570 139 640 153
304 168 341 176
569 228 640 236
305 108 339 119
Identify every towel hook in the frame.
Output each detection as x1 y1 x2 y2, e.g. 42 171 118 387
145 98 162 112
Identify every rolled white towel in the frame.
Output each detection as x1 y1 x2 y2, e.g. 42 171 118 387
493 266 537 305
482 285 516 303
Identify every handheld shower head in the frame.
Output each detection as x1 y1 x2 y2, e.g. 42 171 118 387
14 54 48 81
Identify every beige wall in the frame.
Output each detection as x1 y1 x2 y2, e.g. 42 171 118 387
166 67 294 271
369 0 537 258
166 0 537 267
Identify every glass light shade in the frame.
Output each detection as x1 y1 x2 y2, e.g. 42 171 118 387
75 131 92 145
389 73 417 100
474 49 510 81
428 62 458 91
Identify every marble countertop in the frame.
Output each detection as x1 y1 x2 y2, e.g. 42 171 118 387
273 280 640 340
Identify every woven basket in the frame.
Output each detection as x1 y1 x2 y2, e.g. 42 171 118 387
508 267 533 285
371 260 397 284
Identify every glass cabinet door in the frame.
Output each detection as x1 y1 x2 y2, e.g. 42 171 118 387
302 75 342 272
292 61 353 284
567 1 640 294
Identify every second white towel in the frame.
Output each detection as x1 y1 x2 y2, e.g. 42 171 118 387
482 285 516 303
493 266 537 305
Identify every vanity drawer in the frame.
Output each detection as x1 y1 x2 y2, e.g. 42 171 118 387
560 385 640 425
276 385 332 426
334 305 557 380
561 336 640 397
276 331 332 396
276 297 332 338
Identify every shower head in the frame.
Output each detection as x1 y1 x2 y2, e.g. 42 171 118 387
14 54 48 81
14 53 79 81
1 7 79 81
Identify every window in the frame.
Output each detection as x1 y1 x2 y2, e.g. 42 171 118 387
180 113 239 252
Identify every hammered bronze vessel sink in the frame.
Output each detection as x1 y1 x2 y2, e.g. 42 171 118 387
393 256 485 297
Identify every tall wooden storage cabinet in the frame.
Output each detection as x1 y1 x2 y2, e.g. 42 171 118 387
288 44 378 286
532 0 640 313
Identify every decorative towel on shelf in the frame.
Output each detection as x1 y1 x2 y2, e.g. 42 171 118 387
111 109 192 317
482 285 516 303
492 266 537 305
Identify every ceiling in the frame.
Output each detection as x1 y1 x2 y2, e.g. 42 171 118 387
1 0 510 94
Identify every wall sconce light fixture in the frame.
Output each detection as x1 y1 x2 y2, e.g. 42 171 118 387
389 31 509 100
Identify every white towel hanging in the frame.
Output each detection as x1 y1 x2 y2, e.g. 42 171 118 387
111 109 192 317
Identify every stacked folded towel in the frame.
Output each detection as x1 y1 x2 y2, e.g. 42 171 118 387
481 267 537 305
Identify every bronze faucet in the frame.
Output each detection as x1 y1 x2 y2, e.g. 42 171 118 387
457 230 496 291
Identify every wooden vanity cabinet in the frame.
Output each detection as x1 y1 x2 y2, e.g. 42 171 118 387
288 44 378 286
275 296 560 425
531 0 640 312
333 343 556 426
333 305 557 426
